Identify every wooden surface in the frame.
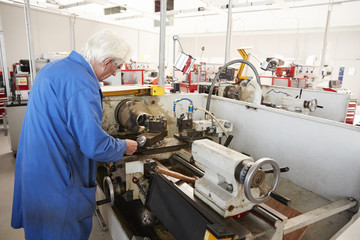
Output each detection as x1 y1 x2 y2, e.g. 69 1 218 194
264 198 308 240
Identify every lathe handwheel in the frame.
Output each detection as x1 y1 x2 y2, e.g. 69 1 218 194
103 176 115 206
243 158 280 204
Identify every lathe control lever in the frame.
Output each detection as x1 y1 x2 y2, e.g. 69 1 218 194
136 135 146 147
96 176 114 206
270 191 291 206
264 166 289 174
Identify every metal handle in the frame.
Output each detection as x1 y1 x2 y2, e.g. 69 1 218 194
96 176 114 206
243 158 280 204
264 166 289 174
223 134 233 147
270 191 291 206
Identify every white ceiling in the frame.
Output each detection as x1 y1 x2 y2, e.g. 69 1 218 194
2 0 360 34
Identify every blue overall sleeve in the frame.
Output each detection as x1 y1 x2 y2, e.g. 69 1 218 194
65 87 127 162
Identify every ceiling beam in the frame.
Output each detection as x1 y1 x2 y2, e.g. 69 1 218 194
58 1 89 9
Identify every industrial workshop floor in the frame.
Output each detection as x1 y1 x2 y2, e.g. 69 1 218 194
0 125 112 240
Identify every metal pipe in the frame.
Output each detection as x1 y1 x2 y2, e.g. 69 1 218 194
71 14 76 50
158 0 166 87
224 0 233 63
320 1 333 67
0 33 11 98
172 35 176 82
23 0 36 85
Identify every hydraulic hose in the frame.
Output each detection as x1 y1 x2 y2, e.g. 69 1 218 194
173 98 193 117
206 59 261 111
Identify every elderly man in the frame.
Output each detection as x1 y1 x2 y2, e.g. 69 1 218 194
11 29 137 239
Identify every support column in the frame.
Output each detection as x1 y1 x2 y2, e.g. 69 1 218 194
158 0 166 87
320 1 333 67
224 0 233 63
23 0 36 85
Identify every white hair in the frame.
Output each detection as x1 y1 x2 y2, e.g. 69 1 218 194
82 29 130 64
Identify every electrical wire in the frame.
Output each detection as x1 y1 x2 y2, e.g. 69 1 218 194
195 106 229 138
266 89 291 96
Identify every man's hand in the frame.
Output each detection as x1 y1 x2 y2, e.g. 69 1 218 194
125 139 138 155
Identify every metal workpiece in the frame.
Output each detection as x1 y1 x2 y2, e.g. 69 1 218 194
114 99 152 133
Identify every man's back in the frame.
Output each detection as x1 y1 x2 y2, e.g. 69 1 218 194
12 51 109 240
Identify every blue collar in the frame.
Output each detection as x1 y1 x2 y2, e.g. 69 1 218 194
68 51 97 80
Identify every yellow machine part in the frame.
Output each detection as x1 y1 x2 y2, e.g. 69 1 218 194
236 49 249 82
150 86 165 95
102 88 150 96
204 230 232 240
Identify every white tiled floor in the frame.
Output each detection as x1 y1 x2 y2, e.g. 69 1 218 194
0 126 112 240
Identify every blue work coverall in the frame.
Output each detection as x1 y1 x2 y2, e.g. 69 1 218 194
11 51 127 239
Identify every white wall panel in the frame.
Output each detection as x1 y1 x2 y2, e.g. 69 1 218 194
31 10 72 55
0 4 29 67
74 18 139 58
138 31 159 64
0 2 160 74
